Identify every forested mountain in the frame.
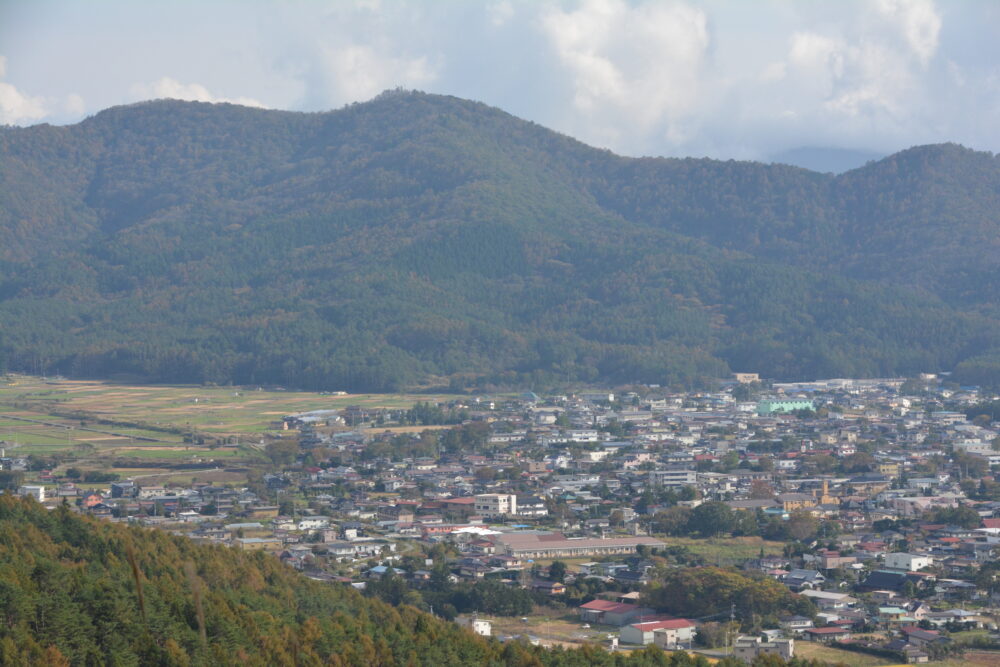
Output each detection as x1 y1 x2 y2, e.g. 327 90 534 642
2 90 999 391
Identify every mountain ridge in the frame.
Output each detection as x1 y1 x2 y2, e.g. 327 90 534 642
2 91 999 390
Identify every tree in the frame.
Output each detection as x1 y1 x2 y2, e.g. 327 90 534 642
0 470 24 491
785 510 819 541
652 506 692 536
927 505 981 529
265 440 298 465
548 561 567 583
678 486 699 501
688 502 735 536
474 467 496 482
749 480 774 499
643 566 811 620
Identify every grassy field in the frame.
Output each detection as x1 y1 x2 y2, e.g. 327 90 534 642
793 642 898 666
489 608 615 648
794 642 1000 667
0 374 465 439
652 536 786 564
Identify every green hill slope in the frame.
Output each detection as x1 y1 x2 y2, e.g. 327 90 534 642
2 91 999 389
3 496 717 666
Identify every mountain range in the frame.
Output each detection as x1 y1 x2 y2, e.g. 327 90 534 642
2 90 999 391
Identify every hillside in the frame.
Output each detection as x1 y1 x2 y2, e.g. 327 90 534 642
1 495 707 666
2 91 1000 390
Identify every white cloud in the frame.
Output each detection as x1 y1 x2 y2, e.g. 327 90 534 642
0 55 49 125
541 0 709 149
64 93 86 115
318 45 437 104
130 77 265 108
875 0 941 65
760 62 787 83
488 1 515 27
2 1 998 157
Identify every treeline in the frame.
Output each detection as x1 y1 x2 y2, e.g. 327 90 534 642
366 570 536 618
642 567 816 622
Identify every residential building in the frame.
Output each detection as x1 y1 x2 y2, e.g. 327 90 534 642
734 636 794 662
621 619 695 646
474 494 517 518
884 553 933 572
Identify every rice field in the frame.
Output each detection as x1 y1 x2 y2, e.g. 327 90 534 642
0 375 463 439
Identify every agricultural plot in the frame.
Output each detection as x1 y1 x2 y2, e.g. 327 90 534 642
0 375 463 438
653 536 786 564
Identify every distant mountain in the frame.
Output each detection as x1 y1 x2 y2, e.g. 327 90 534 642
769 146 884 173
1 91 999 391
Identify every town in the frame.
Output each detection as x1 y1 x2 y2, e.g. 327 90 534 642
4 372 1000 665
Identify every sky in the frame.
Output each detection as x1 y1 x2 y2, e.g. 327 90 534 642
2 0 999 161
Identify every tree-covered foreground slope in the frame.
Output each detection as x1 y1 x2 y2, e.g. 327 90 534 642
2 90 1000 390
0 496 677 666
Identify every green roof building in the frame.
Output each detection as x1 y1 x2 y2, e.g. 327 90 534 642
757 399 815 416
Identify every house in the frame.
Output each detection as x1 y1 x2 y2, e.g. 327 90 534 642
613 569 653 586
779 616 814 633
456 614 491 637
859 570 921 592
901 626 949 648
884 639 930 663
233 537 281 551
734 636 794 662
799 590 856 610
17 485 45 501
878 606 911 624
652 621 698 650
516 496 548 517
884 552 933 572
783 569 826 591
474 493 517 518
577 599 651 627
620 619 695 646
804 627 852 642
531 581 565 595
110 481 136 498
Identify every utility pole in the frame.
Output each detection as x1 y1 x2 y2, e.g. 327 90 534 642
729 602 736 656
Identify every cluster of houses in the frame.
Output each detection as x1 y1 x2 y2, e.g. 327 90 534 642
9 373 1000 660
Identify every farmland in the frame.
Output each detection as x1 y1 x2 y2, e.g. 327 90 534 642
0 374 463 475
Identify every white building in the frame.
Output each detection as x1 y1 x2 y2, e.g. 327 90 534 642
296 517 330 531
734 636 794 662
884 552 933 571
17 485 45 501
621 619 695 646
456 615 491 637
647 469 697 488
474 494 517 518
652 622 697 650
